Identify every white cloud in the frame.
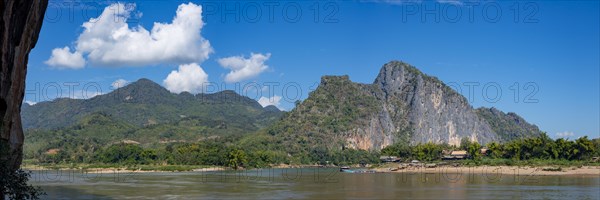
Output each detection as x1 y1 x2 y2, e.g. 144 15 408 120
556 131 574 138
218 53 271 83
24 101 37 106
111 79 129 89
258 95 282 110
47 2 212 68
45 47 86 69
163 63 209 94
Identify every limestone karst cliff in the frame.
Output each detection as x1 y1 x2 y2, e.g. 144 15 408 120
0 0 48 172
268 61 542 152
370 61 498 147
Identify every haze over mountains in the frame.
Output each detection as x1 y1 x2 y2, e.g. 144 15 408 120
22 61 543 155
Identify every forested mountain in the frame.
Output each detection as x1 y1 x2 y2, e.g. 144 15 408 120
22 78 282 130
475 107 543 141
22 61 545 165
261 61 543 156
22 79 283 161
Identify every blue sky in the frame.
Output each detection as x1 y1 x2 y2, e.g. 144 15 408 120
26 0 599 139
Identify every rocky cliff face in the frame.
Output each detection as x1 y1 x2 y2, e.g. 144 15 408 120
341 61 497 149
270 61 540 152
369 61 497 146
0 0 48 171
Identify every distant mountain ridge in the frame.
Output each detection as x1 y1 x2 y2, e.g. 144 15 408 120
21 78 283 131
22 61 544 154
266 61 543 152
475 107 544 141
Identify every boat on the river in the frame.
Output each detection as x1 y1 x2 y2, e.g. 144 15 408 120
340 166 352 172
339 166 377 173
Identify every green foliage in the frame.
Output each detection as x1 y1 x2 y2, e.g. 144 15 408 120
413 143 444 161
380 142 412 158
169 138 237 166
24 109 277 165
19 79 600 170
261 75 381 162
22 79 283 130
459 138 482 159
475 107 543 141
1 140 45 199
0 169 45 200
479 133 598 161
379 133 600 164
227 148 248 169
22 79 283 156
381 142 449 162
486 142 503 159
592 138 600 157
98 143 156 164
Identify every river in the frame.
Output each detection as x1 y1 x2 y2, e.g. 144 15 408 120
30 168 600 199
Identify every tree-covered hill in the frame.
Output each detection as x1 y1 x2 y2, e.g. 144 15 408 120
256 61 545 159
22 62 551 166
475 107 543 141
22 79 283 163
22 78 282 130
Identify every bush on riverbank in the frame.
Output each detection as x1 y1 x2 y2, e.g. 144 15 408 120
24 133 600 170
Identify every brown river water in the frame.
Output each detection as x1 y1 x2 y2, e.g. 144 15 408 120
30 168 600 199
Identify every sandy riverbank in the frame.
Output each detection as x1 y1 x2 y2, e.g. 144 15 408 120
22 166 227 173
22 164 600 176
373 165 600 176
21 163 329 173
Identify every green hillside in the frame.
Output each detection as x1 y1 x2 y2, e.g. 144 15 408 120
22 79 283 163
22 78 281 130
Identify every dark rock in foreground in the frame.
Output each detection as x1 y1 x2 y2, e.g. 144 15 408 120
0 0 48 172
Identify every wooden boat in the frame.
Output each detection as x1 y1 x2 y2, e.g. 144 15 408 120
340 166 352 172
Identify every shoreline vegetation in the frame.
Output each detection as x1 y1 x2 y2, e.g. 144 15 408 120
22 134 600 176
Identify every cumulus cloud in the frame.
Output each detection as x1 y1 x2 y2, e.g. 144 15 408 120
218 53 271 83
258 95 282 110
163 63 209 94
46 2 212 68
556 131 574 138
111 79 129 89
24 101 37 106
45 47 86 69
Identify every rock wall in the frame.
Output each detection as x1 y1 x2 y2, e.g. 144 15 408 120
0 0 48 171
283 60 509 151
343 61 499 150
372 61 498 146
